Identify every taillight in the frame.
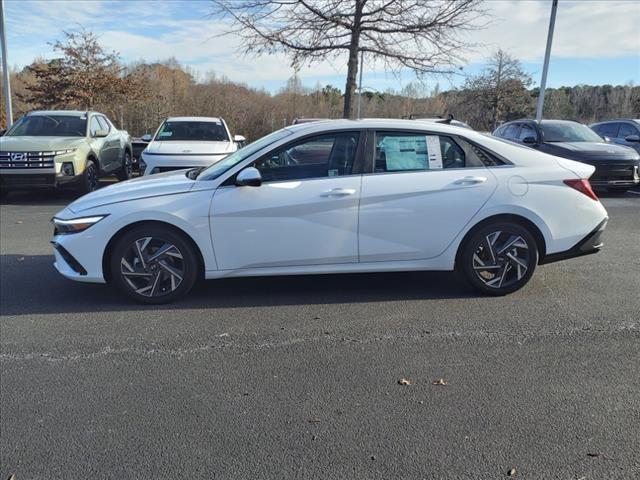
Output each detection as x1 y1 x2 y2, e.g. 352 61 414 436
563 178 598 201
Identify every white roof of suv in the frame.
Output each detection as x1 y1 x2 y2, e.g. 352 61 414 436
165 117 223 123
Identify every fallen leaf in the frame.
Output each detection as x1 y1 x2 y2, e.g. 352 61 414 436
308 417 321 423
15 220 23 224
587 452 600 457
432 378 448 386
8 475 16 480
398 378 411 386
508 468 516 476
217 332 229 337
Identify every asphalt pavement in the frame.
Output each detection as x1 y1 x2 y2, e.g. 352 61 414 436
1 187 639 479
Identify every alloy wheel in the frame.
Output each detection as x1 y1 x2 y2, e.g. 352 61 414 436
86 163 98 191
471 230 531 289
124 152 133 179
120 236 185 297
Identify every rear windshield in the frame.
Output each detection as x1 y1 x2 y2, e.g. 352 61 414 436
540 122 603 142
155 121 229 142
6 115 87 137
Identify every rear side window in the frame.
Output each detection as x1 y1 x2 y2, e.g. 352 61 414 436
373 132 473 172
97 116 110 132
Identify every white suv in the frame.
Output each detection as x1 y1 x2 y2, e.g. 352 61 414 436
140 117 244 175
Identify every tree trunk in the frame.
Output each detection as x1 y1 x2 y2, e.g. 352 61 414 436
343 0 364 119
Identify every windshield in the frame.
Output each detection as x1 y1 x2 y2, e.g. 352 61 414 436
541 122 603 142
6 115 87 137
198 129 292 181
155 121 229 142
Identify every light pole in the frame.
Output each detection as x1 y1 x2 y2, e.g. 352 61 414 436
535 0 558 122
356 50 364 119
0 0 13 128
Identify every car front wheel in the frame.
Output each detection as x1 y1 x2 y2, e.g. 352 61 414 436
116 150 133 181
459 221 538 296
109 226 199 304
79 160 99 194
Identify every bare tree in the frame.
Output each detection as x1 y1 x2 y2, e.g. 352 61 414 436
211 0 487 118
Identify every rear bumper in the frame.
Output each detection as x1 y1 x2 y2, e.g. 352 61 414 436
540 218 607 265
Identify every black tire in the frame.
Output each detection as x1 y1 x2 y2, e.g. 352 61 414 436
78 159 99 194
458 221 538 296
109 225 199 304
116 150 133 181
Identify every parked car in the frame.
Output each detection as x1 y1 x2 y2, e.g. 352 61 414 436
493 119 640 193
590 119 640 154
131 135 152 171
51 119 608 304
0 110 133 197
139 117 245 175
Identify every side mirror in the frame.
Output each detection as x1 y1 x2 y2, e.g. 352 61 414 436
236 167 262 187
94 129 108 138
603 136 612 143
233 134 246 143
141 134 152 142
624 134 640 143
522 136 537 145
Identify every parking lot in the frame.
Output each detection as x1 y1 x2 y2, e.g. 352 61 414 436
1 188 639 479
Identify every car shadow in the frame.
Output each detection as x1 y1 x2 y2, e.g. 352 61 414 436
0 254 478 316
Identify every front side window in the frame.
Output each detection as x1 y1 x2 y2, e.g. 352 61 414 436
374 132 469 172
90 117 101 137
518 123 537 140
6 115 87 137
618 123 638 138
97 116 111 132
503 124 521 139
253 132 359 182
155 121 229 142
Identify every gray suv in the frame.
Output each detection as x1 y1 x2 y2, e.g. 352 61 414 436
590 119 640 154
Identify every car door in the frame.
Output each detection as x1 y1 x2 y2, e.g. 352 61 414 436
616 123 640 153
210 131 364 270
98 116 121 171
358 130 498 262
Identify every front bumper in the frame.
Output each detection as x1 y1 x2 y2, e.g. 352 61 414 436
589 162 639 188
0 169 82 190
540 218 607 265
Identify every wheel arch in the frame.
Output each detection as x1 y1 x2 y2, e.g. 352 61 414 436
102 220 206 282
455 213 547 267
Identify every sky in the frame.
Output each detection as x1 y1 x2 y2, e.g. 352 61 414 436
2 0 639 94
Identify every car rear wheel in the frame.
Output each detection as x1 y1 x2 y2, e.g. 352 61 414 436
79 160 99 194
459 222 538 296
116 150 133 181
109 226 199 304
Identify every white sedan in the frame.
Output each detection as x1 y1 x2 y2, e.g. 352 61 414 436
139 116 245 175
51 119 608 303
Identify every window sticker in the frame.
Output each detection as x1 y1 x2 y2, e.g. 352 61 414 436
383 136 428 171
426 135 443 169
159 131 173 137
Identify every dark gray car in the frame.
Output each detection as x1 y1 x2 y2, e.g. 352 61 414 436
493 119 640 193
590 119 640 154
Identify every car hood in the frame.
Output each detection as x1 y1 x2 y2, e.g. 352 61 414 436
67 170 196 213
145 140 234 155
0 136 86 152
546 141 639 160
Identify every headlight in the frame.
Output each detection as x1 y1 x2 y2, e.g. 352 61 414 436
52 215 107 235
54 149 77 156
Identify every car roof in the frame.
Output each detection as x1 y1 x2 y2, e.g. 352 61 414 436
591 119 639 125
282 118 488 139
165 116 223 122
27 110 99 116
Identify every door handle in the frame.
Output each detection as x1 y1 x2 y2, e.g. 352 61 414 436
454 176 488 185
321 188 356 197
